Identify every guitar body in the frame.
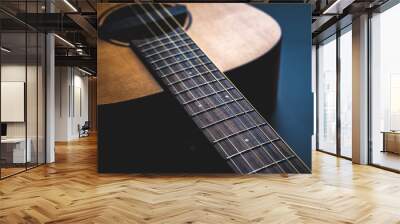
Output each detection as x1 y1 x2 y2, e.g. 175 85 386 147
98 3 281 105
97 3 288 173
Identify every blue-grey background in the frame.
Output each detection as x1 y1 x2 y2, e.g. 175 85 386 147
254 4 313 168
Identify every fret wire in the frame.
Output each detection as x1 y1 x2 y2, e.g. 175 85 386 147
166 70 221 86
142 37 193 52
189 97 245 117
146 5 262 172
153 39 273 172
145 34 284 172
141 38 194 54
200 109 255 129
133 4 312 173
144 42 198 58
248 155 296 174
148 32 279 172
182 87 236 106
212 123 267 143
173 78 225 95
160 64 213 78
143 4 311 173
148 47 203 63
226 138 281 159
144 32 263 170
164 31 303 172
173 42 298 172
153 55 206 71
133 5 249 174
153 4 311 173
138 33 190 49
157 60 245 173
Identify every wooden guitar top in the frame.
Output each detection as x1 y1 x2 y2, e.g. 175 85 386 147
97 3 281 105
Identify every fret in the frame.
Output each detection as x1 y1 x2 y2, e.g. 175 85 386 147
228 155 255 174
153 54 209 71
248 155 295 174
219 127 301 174
236 111 265 129
241 148 274 171
248 126 275 144
144 43 199 59
149 48 205 64
165 70 222 86
167 70 223 88
209 122 273 144
262 139 286 162
214 136 252 160
258 124 280 141
142 42 195 60
159 63 216 78
214 126 279 154
154 57 213 79
137 32 189 48
129 20 311 173
256 163 283 173
185 95 250 117
144 44 196 60
141 36 194 53
208 123 262 143
192 103 258 129
273 139 296 158
138 32 191 50
226 138 280 159
286 156 310 173
152 55 193 71
164 68 200 83
197 108 256 129
172 78 227 95
277 159 298 173
176 80 200 94
180 88 233 106
191 98 250 121
185 92 252 114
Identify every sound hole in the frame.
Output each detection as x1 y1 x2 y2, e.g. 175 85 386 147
98 4 189 46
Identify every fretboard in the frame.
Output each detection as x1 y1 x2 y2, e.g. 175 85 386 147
131 28 310 174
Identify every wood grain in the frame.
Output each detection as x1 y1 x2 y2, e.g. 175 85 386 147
1 135 400 223
97 3 281 105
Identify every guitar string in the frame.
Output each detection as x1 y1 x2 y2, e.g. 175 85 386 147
157 3 311 173
141 3 292 174
128 5 249 174
145 3 295 173
133 4 269 174
138 3 285 173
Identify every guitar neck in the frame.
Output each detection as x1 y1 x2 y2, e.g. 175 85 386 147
130 27 310 174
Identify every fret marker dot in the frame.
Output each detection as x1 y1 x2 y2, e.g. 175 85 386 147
244 138 249 142
225 95 230 98
198 104 202 107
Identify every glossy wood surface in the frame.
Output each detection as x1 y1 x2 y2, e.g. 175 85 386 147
97 3 281 105
1 135 400 223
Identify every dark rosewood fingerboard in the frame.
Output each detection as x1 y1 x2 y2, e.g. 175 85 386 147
130 27 310 174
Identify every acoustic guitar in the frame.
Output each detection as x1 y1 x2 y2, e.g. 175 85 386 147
97 3 310 174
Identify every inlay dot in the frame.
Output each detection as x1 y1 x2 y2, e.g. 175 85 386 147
244 138 249 142
198 104 202 107
225 95 230 98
